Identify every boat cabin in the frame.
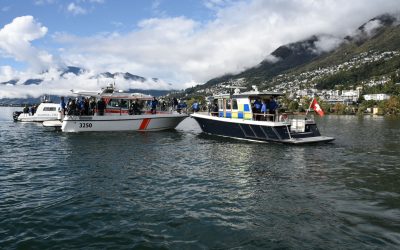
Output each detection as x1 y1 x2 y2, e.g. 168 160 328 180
70 84 155 116
212 88 284 122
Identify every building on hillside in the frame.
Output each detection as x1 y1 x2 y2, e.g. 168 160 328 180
341 89 360 102
321 89 360 105
363 94 391 101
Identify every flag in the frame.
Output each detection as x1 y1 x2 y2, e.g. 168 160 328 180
310 98 324 117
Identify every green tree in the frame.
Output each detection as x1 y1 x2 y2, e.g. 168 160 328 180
288 101 299 112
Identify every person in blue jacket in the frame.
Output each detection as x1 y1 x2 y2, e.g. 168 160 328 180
261 99 269 120
253 99 262 120
269 97 278 121
60 96 66 115
151 97 158 114
192 101 200 112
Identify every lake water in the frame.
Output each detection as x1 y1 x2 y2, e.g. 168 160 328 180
1 107 400 249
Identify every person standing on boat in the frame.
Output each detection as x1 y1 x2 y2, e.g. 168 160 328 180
261 100 269 121
68 99 77 115
30 105 36 115
192 101 200 112
97 98 106 116
173 97 178 111
89 98 96 115
75 98 81 115
83 97 89 115
212 102 219 116
253 99 262 120
269 97 278 121
60 96 66 115
151 97 158 114
23 104 29 114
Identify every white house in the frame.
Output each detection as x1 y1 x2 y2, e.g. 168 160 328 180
363 94 391 101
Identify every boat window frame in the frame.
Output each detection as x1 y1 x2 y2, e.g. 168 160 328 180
225 98 231 110
43 107 57 111
218 99 224 111
232 99 238 110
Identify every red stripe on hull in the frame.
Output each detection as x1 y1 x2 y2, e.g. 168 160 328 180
139 118 151 130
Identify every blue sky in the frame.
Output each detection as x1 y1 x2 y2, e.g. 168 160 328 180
1 0 400 98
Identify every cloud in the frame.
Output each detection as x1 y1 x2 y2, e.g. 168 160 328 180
67 2 87 15
0 16 57 71
34 0 56 5
363 19 383 36
314 35 344 54
203 0 234 10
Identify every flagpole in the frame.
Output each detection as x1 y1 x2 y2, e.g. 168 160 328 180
305 97 314 117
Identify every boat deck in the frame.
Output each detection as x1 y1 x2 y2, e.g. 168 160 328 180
282 136 335 144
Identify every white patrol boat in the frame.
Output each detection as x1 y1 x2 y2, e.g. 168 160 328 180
51 85 187 133
14 96 61 122
191 87 334 144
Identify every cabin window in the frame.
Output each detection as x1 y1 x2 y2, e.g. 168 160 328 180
43 107 56 111
232 99 238 110
225 99 231 110
119 100 128 108
108 99 120 107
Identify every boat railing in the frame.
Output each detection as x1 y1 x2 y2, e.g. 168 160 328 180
253 113 276 121
283 112 315 132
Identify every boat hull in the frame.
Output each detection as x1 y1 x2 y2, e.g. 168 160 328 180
61 113 187 132
191 113 334 144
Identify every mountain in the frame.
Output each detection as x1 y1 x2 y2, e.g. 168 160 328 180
200 14 400 92
97 72 146 82
204 36 321 88
0 66 149 86
60 66 85 77
0 66 173 105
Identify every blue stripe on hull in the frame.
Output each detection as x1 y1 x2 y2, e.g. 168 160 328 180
192 116 291 142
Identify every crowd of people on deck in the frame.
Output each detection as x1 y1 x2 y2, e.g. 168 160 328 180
60 96 99 116
23 104 36 115
252 97 278 121
55 92 283 120
58 95 193 116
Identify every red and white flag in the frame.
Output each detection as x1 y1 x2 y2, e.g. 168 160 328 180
310 98 324 117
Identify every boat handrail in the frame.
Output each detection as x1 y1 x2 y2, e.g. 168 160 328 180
253 113 276 121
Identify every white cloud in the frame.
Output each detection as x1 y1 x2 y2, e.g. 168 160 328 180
314 35 344 54
67 2 87 15
34 0 56 5
0 66 17 83
0 16 57 72
363 19 383 36
203 0 234 10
